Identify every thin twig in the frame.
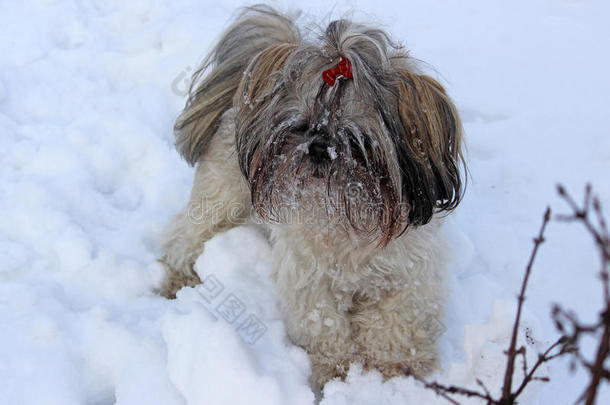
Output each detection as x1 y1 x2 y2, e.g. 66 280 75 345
412 374 491 405
501 207 551 401
411 207 559 405
512 337 570 399
409 374 463 405
555 184 610 405
412 185 610 405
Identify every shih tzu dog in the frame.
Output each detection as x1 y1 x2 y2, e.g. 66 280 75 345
159 5 465 387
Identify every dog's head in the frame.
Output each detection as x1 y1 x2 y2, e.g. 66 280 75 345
176 6 465 245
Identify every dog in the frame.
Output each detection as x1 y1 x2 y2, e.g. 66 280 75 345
159 5 465 388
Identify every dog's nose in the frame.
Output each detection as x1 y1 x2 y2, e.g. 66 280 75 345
308 140 330 165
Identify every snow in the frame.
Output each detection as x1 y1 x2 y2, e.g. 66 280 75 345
1 1 609 404
327 146 338 160
297 142 310 154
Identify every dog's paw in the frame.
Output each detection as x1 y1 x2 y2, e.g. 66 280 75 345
308 354 354 390
157 257 202 299
364 355 438 380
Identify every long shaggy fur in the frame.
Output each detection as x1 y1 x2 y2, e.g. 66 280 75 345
175 5 300 165
160 5 465 389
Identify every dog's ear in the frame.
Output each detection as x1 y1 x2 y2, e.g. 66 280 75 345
394 68 465 221
232 41 299 190
234 42 298 126
174 5 300 165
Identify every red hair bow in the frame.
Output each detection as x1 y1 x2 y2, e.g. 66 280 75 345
322 56 353 86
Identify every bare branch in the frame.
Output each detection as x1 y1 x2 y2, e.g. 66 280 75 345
555 184 610 405
501 207 551 400
411 184 609 405
411 207 561 405
512 337 572 399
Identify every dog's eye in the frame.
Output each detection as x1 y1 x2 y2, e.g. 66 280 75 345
290 122 309 134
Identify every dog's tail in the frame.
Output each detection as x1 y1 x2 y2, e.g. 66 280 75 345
174 5 300 165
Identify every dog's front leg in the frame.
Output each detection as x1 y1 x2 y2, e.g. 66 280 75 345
271 245 360 388
282 281 358 388
159 123 250 298
351 286 443 379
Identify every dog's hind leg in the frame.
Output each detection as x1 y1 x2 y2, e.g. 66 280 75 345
159 111 250 298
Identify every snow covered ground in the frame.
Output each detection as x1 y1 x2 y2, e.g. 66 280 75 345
1 0 609 404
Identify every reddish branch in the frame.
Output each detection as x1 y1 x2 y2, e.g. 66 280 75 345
412 184 610 404
554 184 610 405
501 207 551 401
412 206 572 404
